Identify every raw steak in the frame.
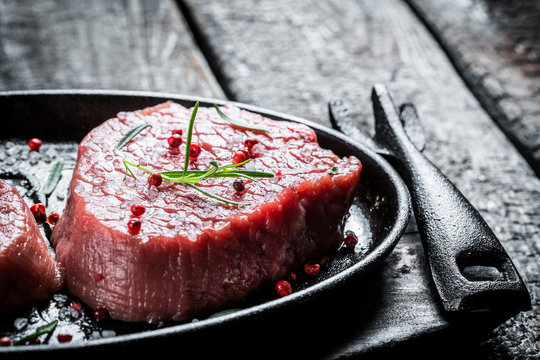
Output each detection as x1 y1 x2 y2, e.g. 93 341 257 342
0 179 63 312
52 102 362 323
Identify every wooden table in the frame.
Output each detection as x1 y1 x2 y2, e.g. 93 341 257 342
0 0 538 358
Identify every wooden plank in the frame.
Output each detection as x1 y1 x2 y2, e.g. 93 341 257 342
406 0 540 178
181 0 540 357
0 0 225 98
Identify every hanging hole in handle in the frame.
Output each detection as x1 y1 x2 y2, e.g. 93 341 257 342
457 253 511 282
456 257 529 312
461 265 505 281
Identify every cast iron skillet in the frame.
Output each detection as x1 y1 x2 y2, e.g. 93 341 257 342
0 90 410 357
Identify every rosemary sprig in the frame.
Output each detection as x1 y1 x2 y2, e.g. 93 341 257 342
213 104 270 133
43 158 64 196
14 320 57 345
124 159 273 183
160 160 273 182
115 123 152 149
121 101 274 205
123 159 273 206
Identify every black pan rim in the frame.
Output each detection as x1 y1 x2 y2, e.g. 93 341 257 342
0 89 411 354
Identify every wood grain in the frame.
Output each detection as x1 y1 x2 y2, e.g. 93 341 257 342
0 0 224 98
182 0 540 357
407 0 540 178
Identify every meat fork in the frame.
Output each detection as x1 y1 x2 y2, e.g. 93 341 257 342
329 84 530 314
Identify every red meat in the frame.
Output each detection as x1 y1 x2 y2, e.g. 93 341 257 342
0 180 63 312
52 102 361 323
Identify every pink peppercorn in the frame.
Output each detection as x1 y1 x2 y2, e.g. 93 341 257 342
344 231 358 248
28 138 42 151
190 144 202 159
304 264 321 276
167 133 183 148
233 179 245 192
127 218 142 235
147 172 163 188
275 280 292 297
57 334 72 343
130 203 146 216
243 139 259 156
26 338 41 345
30 203 46 222
71 302 82 315
47 212 60 225
0 337 12 346
232 149 250 164
243 139 259 149
94 306 109 321
290 272 297 281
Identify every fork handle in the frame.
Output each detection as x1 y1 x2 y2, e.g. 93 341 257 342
371 84 530 313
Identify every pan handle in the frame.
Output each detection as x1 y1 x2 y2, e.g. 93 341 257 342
371 84 530 313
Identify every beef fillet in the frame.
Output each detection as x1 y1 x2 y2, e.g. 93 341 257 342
52 103 362 323
0 179 63 312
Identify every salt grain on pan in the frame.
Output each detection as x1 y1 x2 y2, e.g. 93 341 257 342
5 157 16 166
53 294 68 303
58 307 72 321
101 330 116 338
14 318 28 331
28 151 41 165
68 307 80 320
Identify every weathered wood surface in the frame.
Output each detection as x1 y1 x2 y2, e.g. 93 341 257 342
182 0 540 357
0 0 224 98
0 0 538 358
407 0 540 178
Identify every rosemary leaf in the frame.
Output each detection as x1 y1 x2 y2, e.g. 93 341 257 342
14 320 58 345
224 172 258 182
184 102 200 175
115 123 152 150
165 169 273 179
186 183 240 206
208 308 241 319
198 162 219 179
124 160 137 180
43 158 64 196
216 159 250 170
213 104 270 133
216 170 274 178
